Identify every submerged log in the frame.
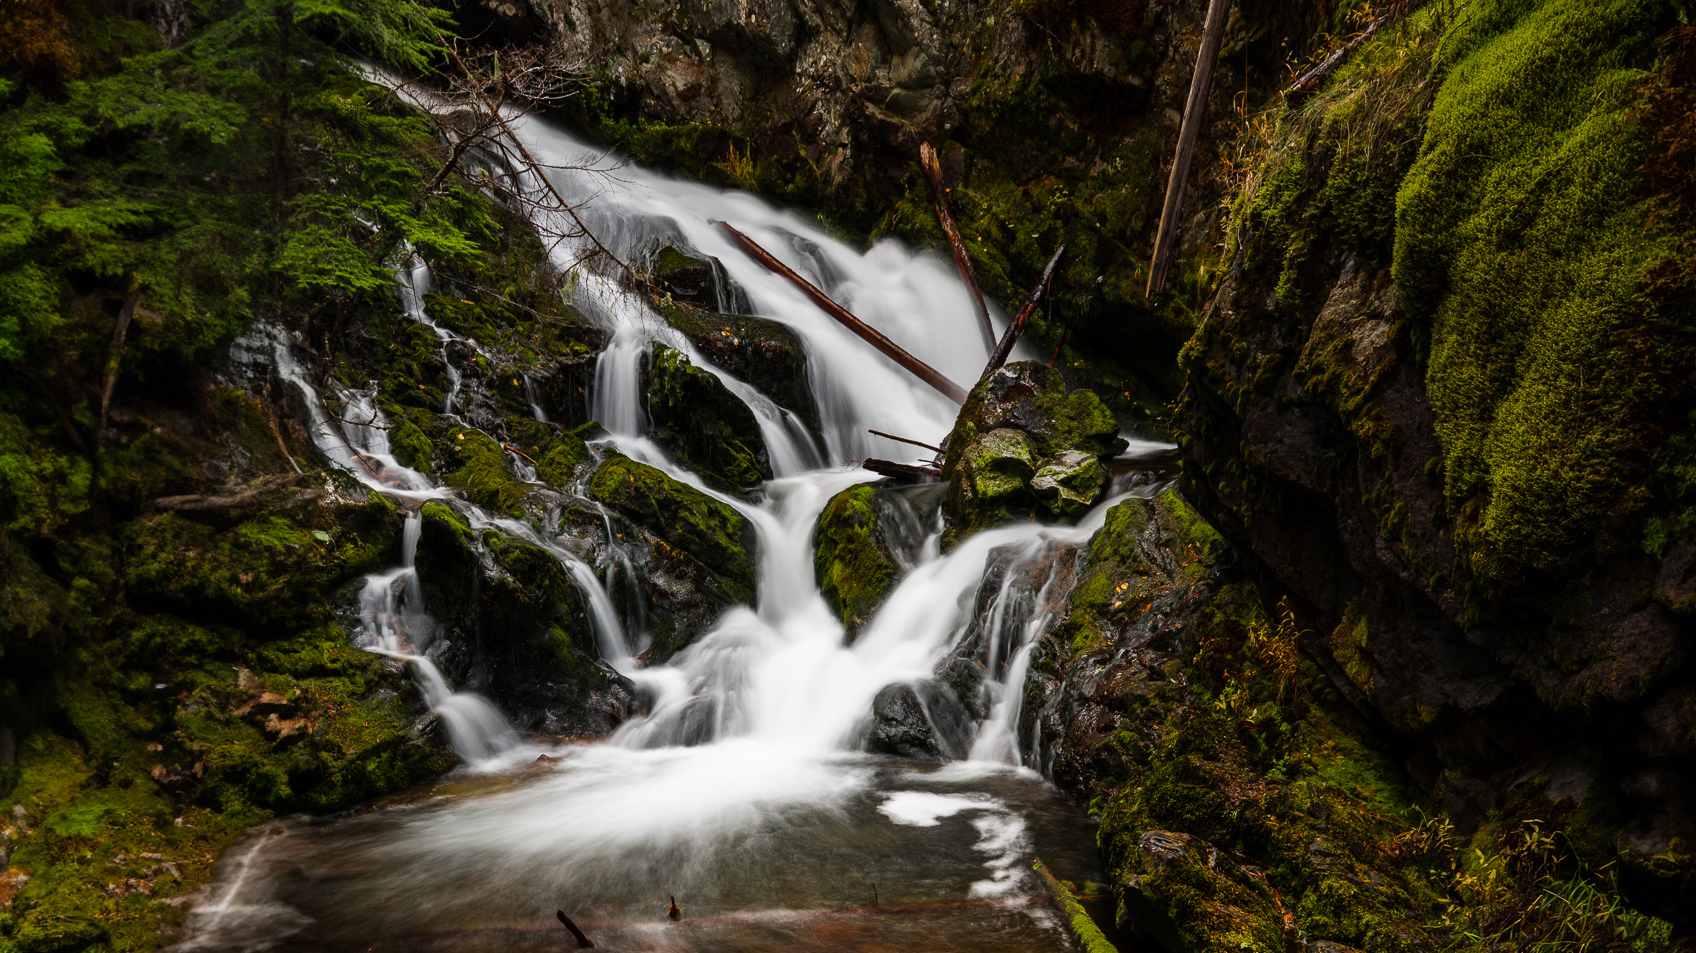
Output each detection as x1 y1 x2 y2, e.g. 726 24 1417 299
1146 0 1233 297
979 245 1066 382
555 910 595 947
716 221 969 404
920 142 996 353
862 458 941 482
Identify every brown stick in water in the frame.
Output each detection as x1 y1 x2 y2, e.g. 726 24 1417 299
555 910 595 947
980 245 1066 383
919 142 995 353
716 221 968 404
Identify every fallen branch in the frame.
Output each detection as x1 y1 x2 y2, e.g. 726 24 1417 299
716 221 968 404
980 245 1066 382
1284 2 1422 100
555 910 595 947
502 443 540 467
1146 0 1233 297
919 142 995 352
868 429 942 453
99 276 142 439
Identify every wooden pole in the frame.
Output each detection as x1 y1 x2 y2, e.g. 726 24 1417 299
919 142 996 353
716 221 969 404
979 245 1065 382
1146 0 1233 298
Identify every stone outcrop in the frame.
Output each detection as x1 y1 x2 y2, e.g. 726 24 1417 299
813 481 936 638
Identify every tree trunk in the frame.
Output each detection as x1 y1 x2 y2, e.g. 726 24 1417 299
1146 0 1232 297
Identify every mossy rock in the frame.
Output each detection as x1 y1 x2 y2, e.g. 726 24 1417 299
940 362 1126 545
441 426 531 518
1032 450 1109 519
814 483 901 639
123 496 397 636
655 296 818 430
647 345 772 492
588 455 756 606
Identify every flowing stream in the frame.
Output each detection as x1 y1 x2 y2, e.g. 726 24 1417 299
177 106 1172 952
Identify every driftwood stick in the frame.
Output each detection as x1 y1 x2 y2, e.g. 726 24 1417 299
919 141 995 353
980 245 1066 382
555 910 595 947
716 221 968 404
862 458 940 481
1284 2 1421 100
868 429 943 453
1146 0 1233 297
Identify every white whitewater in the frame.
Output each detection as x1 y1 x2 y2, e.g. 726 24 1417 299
177 98 1175 952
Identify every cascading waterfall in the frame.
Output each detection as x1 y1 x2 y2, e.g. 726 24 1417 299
176 100 1175 952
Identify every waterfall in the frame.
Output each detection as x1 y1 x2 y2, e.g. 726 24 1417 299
178 95 1173 952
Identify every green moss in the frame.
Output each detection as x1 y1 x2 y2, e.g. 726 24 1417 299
1034 859 1119 953
813 484 898 635
441 426 529 518
647 345 769 491
1395 0 1684 577
588 455 756 605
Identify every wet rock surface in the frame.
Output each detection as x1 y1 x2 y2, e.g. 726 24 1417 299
656 296 818 431
866 680 974 761
646 345 773 491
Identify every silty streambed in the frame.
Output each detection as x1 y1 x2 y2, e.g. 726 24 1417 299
175 102 1170 951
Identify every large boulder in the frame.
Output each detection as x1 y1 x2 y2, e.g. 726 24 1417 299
865 680 975 761
940 362 1125 544
411 502 637 736
647 344 772 492
813 482 933 639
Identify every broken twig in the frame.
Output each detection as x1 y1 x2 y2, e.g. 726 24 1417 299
1285 2 1422 100
716 221 968 404
920 142 996 353
1146 0 1233 297
868 429 943 453
980 245 1066 382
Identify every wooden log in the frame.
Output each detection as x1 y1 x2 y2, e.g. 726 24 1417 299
979 245 1066 383
716 221 969 404
868 429 943 453
861 458 940 481
555 910 595 947
919 142 996 353
1146 0 1233 298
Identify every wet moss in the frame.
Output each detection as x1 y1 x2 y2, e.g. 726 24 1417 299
441 426 529 518
1395 0 1685 577
647 345 770 492
813 484 898 637
588 455 756 605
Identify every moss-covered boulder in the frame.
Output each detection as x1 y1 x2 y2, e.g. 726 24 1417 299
940 362 1126 546
814 484 901 638
647 345 772 491
1032 450 1109 519
655 296 818 430
588 455 756 608
411 501 635 736
441 427 532 518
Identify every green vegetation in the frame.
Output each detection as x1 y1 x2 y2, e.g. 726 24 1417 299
1396 0 1685 578
1033 859 1118 953
647 345 770 492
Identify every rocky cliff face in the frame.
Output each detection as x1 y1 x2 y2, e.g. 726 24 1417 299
1173 0 1696 923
